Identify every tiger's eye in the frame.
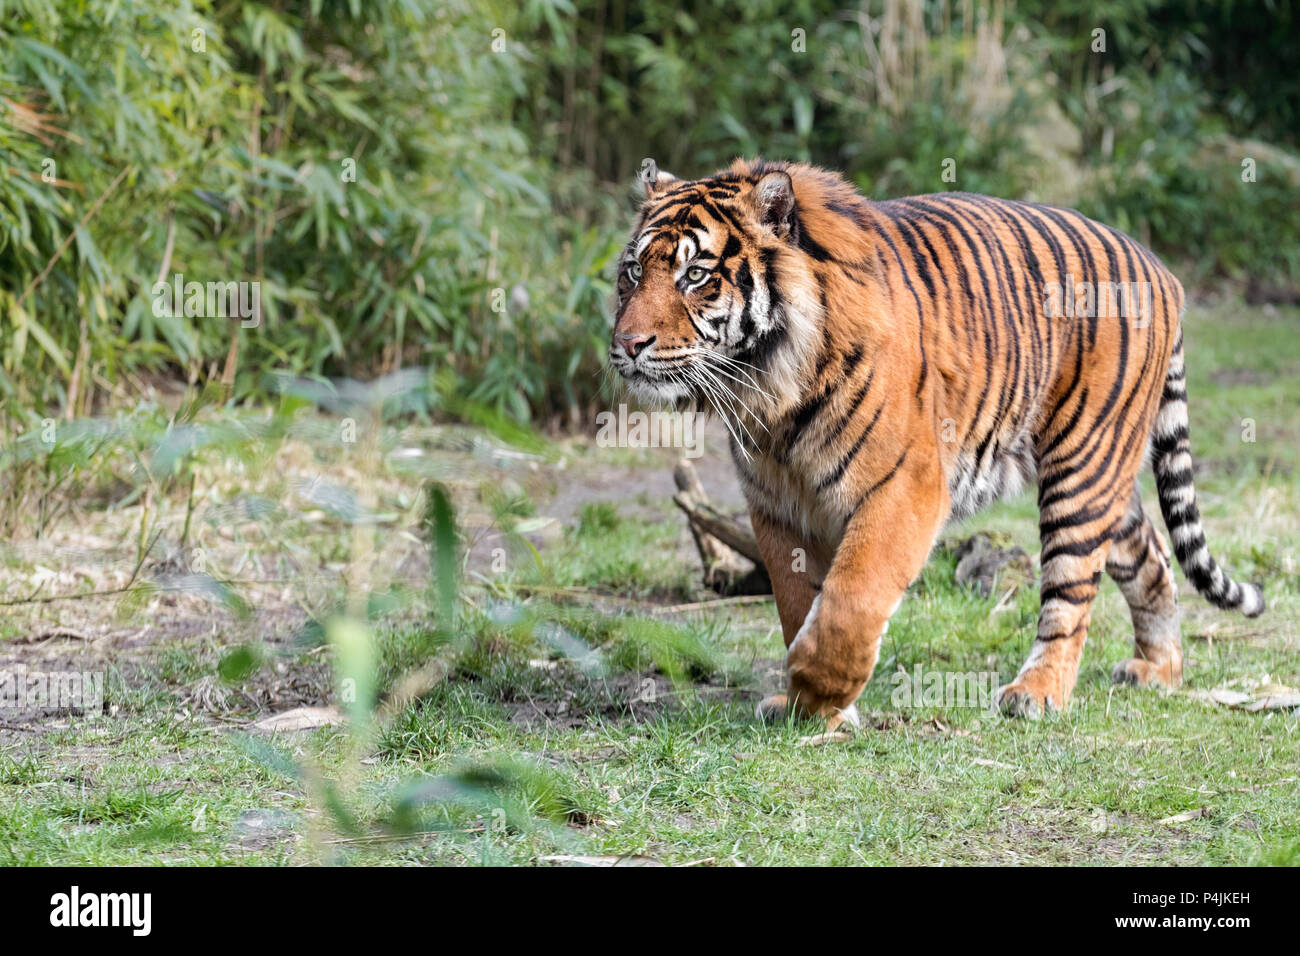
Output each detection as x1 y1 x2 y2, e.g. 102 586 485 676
629 262 642 280
686 266 706 282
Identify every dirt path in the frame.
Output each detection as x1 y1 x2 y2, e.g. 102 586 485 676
0 417 753 741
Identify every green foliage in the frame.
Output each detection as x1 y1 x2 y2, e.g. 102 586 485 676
1018 0 1300 148
519 0 1300 287
217 643 264 683
0 0 619 423
0 0 1295 426
576 501 620 538
424 481 459 631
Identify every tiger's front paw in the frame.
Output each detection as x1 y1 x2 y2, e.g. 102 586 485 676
995 680 1063 719
755 694 789 723
783 595 871 729
755 692 861 733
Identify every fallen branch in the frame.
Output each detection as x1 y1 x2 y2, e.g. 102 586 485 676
671 459 770 595
0 528 160 606
656 594 774 614
672 492 764 564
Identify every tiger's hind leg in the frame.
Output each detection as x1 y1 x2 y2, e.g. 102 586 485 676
1106 490 1182 688
997 482 1130 718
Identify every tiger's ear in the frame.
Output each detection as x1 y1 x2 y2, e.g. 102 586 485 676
639 162 678 199
752 170 796 238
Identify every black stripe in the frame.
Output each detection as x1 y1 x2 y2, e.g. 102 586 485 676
851 449 908 514
817 405 887 492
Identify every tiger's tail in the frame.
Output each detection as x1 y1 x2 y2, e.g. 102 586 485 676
1150 331 1265 617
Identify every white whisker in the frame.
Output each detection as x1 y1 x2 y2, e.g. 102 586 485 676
690 355 771 444
690 362 760 456
694 351 773 397
684 364 751 457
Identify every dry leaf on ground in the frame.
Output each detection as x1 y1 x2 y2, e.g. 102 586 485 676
539 855 664 867
1185 676 1300 712
1159 807 1211 825
796 731 852 747
252 705 345 732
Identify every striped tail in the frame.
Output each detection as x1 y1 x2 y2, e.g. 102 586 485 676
1150 331 1265 617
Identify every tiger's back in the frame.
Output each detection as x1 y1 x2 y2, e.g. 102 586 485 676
869 191 1181 520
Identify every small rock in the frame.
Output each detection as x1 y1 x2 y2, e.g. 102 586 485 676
952 533 1034 597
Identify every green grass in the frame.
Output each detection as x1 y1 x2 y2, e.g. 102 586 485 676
509 499 700 601
1 301 1297 865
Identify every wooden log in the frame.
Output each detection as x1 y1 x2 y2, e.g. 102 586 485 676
672 493 764 565
672 458 709 500
672 461 743 583
672 459 770 595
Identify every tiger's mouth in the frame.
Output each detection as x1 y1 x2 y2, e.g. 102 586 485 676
615 365 694 407
611 342 777 424
608 339 697 405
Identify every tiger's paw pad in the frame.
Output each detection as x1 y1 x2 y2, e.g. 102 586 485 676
825 703 862 733
1111 658 1179 688
996 682 1058 719
756 695 860 735
755 694 789 723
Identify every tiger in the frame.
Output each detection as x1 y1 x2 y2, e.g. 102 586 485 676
608 158 1265 729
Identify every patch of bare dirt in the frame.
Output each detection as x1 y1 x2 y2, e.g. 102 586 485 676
550 419 746 526
460 417 747 583
0 593 327 739
501 666 746 731
181 656 335 718
0 417 752 744
973 807 1206 865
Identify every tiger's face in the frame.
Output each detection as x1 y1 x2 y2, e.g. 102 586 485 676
609 166 805 409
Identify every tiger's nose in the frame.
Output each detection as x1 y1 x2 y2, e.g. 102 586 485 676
616 332 654 358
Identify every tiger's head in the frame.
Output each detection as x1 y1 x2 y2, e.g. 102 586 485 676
608 159 828 422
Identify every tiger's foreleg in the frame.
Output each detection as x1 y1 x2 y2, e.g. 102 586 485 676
750 509 829 724
778 450 949 731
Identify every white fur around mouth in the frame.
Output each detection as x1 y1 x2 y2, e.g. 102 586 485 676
624 375 690 406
